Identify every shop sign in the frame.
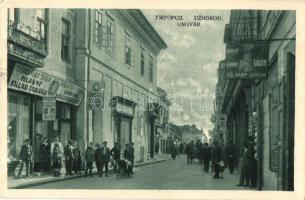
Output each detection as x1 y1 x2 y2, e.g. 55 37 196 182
225 42 269 79
8 63 84 106
42 97 56 121
115 102 134 117
88 81 105 110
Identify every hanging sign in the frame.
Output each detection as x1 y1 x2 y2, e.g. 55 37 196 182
8 63 84 106
88 81 105 110
225 42 269 79
42 97 56 121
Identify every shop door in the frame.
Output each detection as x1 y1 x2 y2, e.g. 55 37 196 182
119 116 132 149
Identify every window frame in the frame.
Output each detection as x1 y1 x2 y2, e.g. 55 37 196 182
105 16 114 56
140 46 145 76
94 9 103 46
124 33 135 67
149 54 154 82
61 18 71 63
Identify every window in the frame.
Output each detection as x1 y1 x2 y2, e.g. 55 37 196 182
106 18 114 55
94 10 102 45
149 55 154 82
125 34 135 67
35 9 48 42
140 47 145 76
8 8 19 22
61 19 71 63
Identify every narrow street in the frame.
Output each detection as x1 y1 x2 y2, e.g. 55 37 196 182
27 155 253 190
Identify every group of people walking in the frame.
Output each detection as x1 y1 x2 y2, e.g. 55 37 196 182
16 136 135 179
179 137 257 188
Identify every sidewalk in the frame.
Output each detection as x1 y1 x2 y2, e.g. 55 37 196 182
8 154 170 189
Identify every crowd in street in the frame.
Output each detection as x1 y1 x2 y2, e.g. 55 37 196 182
168 136 257 188
15 136 135 179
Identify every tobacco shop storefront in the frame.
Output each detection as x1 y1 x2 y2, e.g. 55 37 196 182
7 63 84 174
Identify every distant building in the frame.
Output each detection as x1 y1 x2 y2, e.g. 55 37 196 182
180 124 204 143
156 87 171 153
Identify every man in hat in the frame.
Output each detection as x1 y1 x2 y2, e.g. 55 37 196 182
95 143 102 175
64 140 74 176
110 142 121 173
129 142 135 174
17 139 33 178
99 141 110 177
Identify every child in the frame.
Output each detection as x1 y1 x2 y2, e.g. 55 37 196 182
84 142 94 177
52 143 62 177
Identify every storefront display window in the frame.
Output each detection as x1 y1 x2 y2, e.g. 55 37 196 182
8 93 30 162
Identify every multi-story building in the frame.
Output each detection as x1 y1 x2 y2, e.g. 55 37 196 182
7 8 85 174
168 123 182 146
156 87 171 153
6 8 167 174
74 9 167 162
180 124 204 144
217 10 295 190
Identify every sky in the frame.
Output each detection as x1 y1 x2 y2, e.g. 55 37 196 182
143 10 230 134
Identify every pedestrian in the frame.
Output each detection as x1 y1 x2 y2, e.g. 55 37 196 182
179 143 184 156
52 143 63 177
237 142 251 186
33 134 42 172
247 137 257 188
95 143 102 174
211 141 223 179
17 139 33 179
50 136 64 174
84 142 94 177
201 142 211 172
123 144 132 177
185 141 194 164
155 143 159 155
39 137 50 172
197 141 203 166
99 141 110 177
225 140 236 174
73 140 82 174
110 142 121 173
170 142 177 160
64 140 74 176
129 142 135 174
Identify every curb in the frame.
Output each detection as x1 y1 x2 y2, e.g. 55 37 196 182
10 159 168 189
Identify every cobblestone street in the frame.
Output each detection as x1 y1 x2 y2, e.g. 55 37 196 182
27 155 254 190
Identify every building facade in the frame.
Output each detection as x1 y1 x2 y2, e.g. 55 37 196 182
180 124 204 144
7 8 167 175
156 87 171 154
74 9 167 162
216 10 295 191
7 9 84 174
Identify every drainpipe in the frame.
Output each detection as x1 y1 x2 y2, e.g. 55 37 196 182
86 9 92 146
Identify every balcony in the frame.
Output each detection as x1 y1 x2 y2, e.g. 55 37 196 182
7 20 47 67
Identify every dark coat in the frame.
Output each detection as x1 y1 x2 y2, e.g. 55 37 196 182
225 144 236 160
100 146 110 162
201 146 211 161
211 145 222 164
185 143 194 155
64 145 74 160
84 147 95 162
110 147 121 160
123 148 132 161
19 144 33 161
95 147 102 162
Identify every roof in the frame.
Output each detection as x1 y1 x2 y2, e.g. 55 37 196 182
127 10 167 50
